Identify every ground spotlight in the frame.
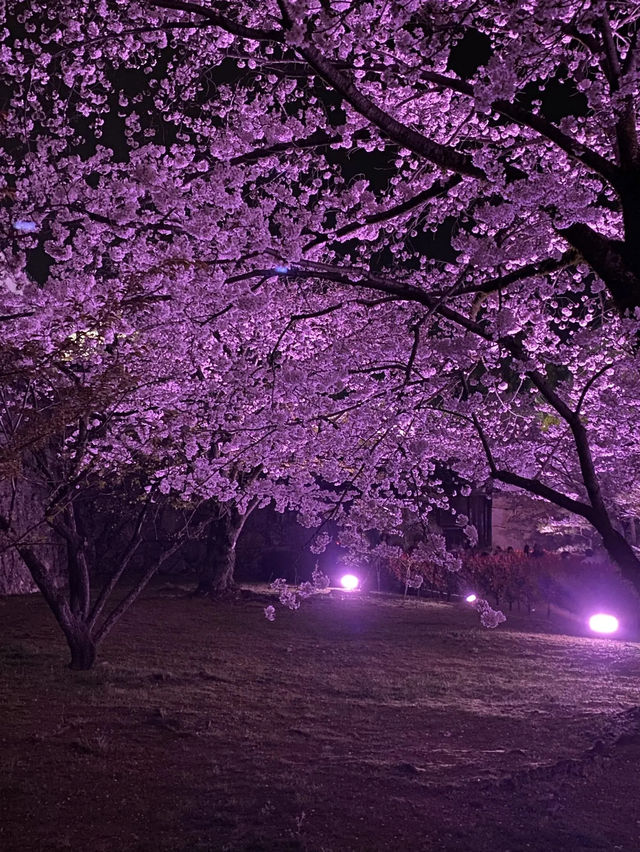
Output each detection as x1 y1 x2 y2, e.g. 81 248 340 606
465 593 477 603
340 574 359 591
588 613 619 635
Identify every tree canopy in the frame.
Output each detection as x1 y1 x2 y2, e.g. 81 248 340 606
1 0 640 632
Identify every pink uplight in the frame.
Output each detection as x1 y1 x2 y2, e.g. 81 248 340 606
588 613 619 634
340 574 359 591
465 593 477 603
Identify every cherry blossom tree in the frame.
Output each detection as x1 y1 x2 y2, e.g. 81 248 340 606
0 264 208 667
2 0 640 617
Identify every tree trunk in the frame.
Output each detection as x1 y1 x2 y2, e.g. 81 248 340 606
15 543 98 668
560 222 640 315
202 540 237 596
596 522 640 598
65 506 91 620
63 618 97 670
194 505 252 597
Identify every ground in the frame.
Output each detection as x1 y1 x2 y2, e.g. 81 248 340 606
1 584 640 851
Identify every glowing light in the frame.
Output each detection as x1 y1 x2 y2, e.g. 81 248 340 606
588 613 619 634
13 220 37 232
465 593 477 603
340 574 359 591
274 265 290 274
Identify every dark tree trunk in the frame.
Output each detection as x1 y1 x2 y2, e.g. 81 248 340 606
194 504 253 597
63 618 97 670
596 522 640 598
559 222 640 315
65 507 91 620
196 539 237 596
16 543 98 668
490 437 640 603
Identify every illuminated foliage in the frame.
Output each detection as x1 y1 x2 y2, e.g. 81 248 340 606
1 1 640 663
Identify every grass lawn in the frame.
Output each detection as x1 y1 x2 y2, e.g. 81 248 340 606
1 583 640 851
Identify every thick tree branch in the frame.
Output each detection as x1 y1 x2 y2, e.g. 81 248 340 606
468 410 595 521
598 13 639 169
148 0 285 42
403 321 422 386
491 468 596 521
600 12 622 85
16 545 69 612
93 517 208 646
454 251 579 296
303 175 462 252
0 310 35 322
293 43 484 180
558 222 640 313
88 498 151 631
418 70 622 188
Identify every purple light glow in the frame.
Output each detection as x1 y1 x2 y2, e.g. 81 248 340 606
340 574 359 591
465 593 477 603
588 613 619 634
13 219 37 232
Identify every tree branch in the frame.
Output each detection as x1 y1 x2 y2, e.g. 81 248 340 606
600 12 622 86
453 251 579 296
558 222 640 313
418 70 622 188
491 468 595 521
260 261 618 525
87 498 151 632
303 175 462 252
403 321 422 386
293 42 484 179
93 515 211 646
575 363 616 417
468 409 595 521
598 13 639 169
148 0 285 42
231 131 342 166
0 310 36 322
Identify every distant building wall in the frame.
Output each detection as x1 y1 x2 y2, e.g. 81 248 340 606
434 492 492 549
491 491 597 551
